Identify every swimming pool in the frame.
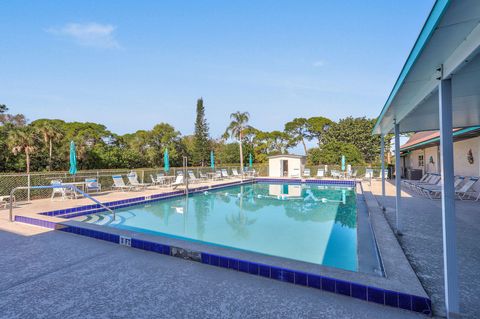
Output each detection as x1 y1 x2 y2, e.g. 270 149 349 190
74 182 358 271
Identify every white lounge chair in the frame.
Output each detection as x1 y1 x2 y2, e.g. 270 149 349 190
291 168 300 178
316 169 325 178
85 178 101 193
231 168 241 178
127 174 150 189
303 168 311 178
420 176 464 199
456 177 479 200
112 175 135 191
364 169 374 180
402 173 431 189
188 171 200 184
199 171 208 180
172 175 184 189
51 180 76 200
221 169 231 179
0 195 16 209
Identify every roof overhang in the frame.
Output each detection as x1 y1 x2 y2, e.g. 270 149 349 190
373 0 480 135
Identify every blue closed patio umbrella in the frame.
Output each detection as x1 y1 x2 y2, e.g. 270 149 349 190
210 151 215 170
69 141 77 175
341 155 346 171
164 148 170 173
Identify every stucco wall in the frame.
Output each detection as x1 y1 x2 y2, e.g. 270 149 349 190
453 136 480 177
268 157 303 177
402 137 480 188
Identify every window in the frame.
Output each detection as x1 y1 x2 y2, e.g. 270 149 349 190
418 155 424 167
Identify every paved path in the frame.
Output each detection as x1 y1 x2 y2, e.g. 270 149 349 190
369 180 480 318
0 222 426 319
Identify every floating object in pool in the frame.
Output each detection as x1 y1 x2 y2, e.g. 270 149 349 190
237 193 241 198
257 195 263 199
224 192 229 196
204 191 209 195
321 198 328 203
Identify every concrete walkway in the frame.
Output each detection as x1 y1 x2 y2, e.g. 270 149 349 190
0 222 426 319
368 180 480 318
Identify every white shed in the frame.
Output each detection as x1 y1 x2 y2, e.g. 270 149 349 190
268 154 306 177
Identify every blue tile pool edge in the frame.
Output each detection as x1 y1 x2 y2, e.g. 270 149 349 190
39 180 256 219
39 179 356 219
14 215 431 316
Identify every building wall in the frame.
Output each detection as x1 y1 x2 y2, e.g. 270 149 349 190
403 136 480 177
268 157 303 177
453 136 480 177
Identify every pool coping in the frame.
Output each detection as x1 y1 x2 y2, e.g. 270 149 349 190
13 178 431 316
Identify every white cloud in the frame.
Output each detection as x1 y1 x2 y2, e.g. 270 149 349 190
46 22 121 49
313 60 325 67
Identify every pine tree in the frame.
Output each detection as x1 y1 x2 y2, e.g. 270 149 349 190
193 98 210 166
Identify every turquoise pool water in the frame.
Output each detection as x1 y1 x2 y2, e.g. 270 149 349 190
75 183 358 271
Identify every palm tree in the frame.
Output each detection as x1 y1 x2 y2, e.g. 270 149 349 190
224 111 250 174
37 122 63 170
8 126 38 174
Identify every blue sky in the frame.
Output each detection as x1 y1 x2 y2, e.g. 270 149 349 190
0 0 435 140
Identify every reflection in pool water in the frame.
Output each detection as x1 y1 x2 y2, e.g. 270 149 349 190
76 183 358 271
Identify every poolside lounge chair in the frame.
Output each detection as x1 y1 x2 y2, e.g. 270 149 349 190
127 174 150 189
316 169 325 178
112 175 135 191
171 175 184 189
199 171 208 180
221 169 232 179
188 171 200 184
0 195 15 209
291 168 300 178
456 177 480 200
303 168 311 178
51 180 76 200
364 169 374 180
411 174 441 193
85 178 101 193
402 173 431 189
331 170 341 179
232 168 241 178
215 170 223 180
420 176 464 199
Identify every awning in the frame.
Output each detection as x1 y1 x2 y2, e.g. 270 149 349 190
373 0 480 134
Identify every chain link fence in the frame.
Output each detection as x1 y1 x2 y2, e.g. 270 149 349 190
0 164 387 202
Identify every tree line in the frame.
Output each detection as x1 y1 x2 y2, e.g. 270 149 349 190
0 101 389 174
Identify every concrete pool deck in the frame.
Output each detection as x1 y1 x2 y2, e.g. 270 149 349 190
0 177 435 317
0 222 428 319
368 179 480 318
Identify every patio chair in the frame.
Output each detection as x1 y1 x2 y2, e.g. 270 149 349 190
127 174 150 189
51 180 76 200
412 174 442 193
231 168 241 178
199 171 208 180
402 173 431 189
221 169 232 179
188 171 200 184
364 169 374 180
331 170 341 179
291 168 300 178
456 177 480 200
420 176 464 199
0 195 16 209
85 178 101 193
303 168 311 178
316 169 325 178
215 170 223 180
171 175 184 189
112 175 135 191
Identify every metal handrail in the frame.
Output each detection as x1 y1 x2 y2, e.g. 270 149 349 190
9 184 115 222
